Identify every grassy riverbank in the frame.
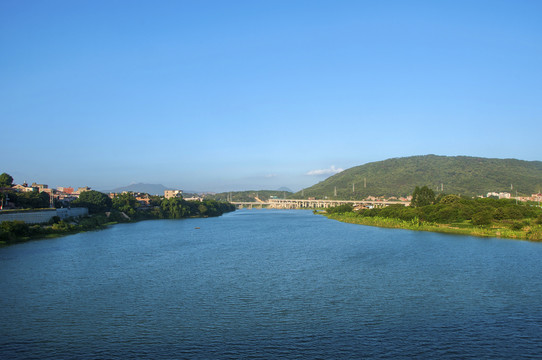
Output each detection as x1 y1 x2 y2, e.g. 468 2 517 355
0 213 123 245
325 212 542 241
323 195 542 242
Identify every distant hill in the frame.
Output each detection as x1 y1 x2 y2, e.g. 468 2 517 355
295 155 542 199
277 187 293 192
107 183 171 195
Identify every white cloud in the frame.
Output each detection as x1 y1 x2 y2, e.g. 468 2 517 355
306 165 344 176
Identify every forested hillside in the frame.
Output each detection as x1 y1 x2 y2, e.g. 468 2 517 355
296 155 542 199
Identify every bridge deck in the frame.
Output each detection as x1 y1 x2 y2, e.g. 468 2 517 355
230 199 409 209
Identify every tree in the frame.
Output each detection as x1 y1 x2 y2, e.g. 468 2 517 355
411 186 435 208
0 173 14 187
161 197 190 219
112 192 139 216
72 190 112 214
472 210 493 226
10 191 49 209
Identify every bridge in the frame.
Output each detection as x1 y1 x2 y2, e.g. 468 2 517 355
231 199 410 209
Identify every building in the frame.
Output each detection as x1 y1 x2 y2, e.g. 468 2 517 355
57 187 74 194
183 196 202 202
12 183 36 192
164 190 183 199
72 187 91 196
487 192 511 199
136 194 152 205
31 183 48 191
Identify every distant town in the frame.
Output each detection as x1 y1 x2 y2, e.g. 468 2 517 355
1 180 189 210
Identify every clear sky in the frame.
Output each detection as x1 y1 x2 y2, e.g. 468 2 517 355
1 1 541 192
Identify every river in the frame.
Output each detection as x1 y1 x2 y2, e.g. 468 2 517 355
1 209 542 359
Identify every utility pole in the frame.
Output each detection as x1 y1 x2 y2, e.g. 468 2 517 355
352 183 355 193
334 186 337 197
364 177 367 188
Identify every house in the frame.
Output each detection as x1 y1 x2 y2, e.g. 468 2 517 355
31 183 48 191
12 183 36 192
487 192 511 199
136 194 152 205
57 187 74 194
164 190 183 199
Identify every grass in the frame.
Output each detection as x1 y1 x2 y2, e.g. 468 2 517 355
324 212 542 241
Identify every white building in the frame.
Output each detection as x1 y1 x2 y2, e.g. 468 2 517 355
164 190 183 199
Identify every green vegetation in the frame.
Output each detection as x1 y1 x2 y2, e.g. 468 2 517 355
0 173 14 187
1 191 235 246
5 191 50 209
0 215 115 245
411 186 435 207
72 190 113 214
296 155 542 199
156 197 235 219
324 192 542 241
206 190 293 202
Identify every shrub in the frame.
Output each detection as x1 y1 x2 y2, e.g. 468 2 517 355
510 221 524 231
326 204 354 214
0 220 30 237
472 211 493 226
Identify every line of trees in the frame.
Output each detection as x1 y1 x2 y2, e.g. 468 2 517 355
326 186 542 228
1 188 236 245
69 190 236 219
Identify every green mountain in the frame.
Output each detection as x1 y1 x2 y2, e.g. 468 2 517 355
295 155 542 199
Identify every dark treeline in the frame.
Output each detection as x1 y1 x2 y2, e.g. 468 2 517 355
1 191 51 209
68 190 236 219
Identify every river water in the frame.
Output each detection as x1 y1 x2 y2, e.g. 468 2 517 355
1 209 542 359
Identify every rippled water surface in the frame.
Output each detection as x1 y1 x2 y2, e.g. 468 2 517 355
2 209 542 359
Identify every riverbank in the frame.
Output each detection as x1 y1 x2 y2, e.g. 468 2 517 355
0 213 121 246
1 205 236 246
324 212 542 241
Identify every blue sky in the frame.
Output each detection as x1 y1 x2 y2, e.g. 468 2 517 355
1 1 541 192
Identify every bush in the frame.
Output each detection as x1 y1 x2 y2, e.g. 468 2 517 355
510 221 524 231
48 216 61 225
52 221 74 231
326 204 354 214
472 211 493 226
439 194 462 204
0 220 30 237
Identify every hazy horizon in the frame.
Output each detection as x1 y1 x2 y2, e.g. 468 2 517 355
2 1 541 192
